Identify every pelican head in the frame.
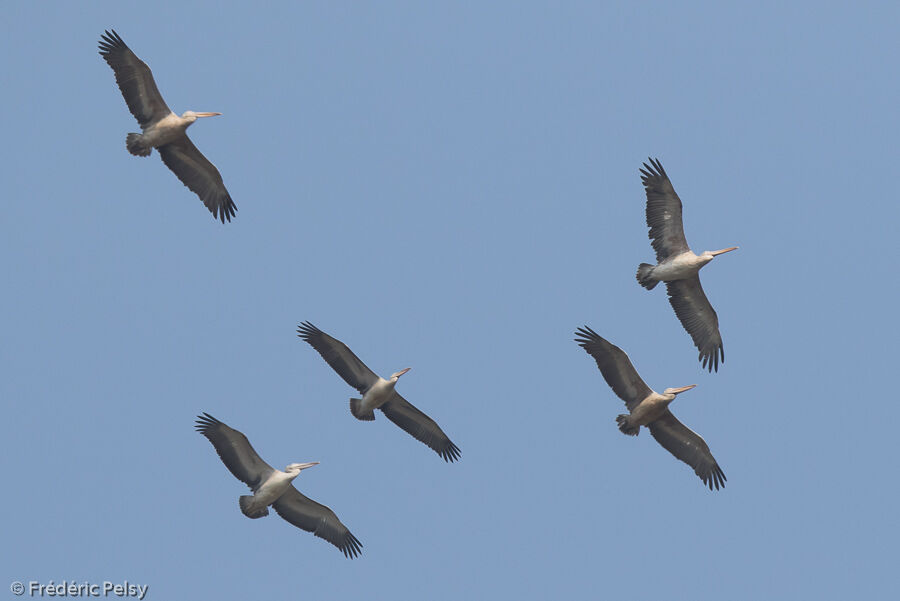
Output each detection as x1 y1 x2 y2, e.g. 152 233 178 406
390 367 411 381
663 384 697 397
181 110 222 124
285 461 319 474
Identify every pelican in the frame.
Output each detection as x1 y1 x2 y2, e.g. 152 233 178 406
195 413 362 558
297 322 461 462
98 30 236 222
574 327 726 490
635 158 737 372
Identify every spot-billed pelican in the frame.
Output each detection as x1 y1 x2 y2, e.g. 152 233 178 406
575 327 726 490
297 322 461 462
195 413 362 557
99 30 236 222
636 158 737 371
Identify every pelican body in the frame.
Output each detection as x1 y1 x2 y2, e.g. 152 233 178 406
357 367 411 418
616 384 696 435
638 247 736 285
297 322 461 462
195 413 362 558
635 158 738 372
575 327 726 490
128 111 222 156
239 461 319 519
99 30 236 222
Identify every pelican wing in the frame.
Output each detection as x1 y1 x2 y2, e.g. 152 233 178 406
297 322 380 394
641 158 691 261
665 277 724 372
272 487 362 558
574 327 652 411
379 393 461 462
158 138 236 223
98 30 171 129
648 410 726 490
195 413 274 491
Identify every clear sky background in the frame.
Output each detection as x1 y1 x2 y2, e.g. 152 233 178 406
2 2 898 600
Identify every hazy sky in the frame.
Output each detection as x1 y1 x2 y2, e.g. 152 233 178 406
2 2 898 600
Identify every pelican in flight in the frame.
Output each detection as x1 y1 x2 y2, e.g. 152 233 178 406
98 30 236 222
195 413 362 558
635 158 737 372
297 322 461 462
575 327 726 490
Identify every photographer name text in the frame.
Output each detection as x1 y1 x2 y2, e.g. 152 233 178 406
10 581 148 599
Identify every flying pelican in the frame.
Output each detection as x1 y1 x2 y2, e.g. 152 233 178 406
635 158 737 372
297 322 461 462
574 327 726 490
98 30 236 223
195 413 362 558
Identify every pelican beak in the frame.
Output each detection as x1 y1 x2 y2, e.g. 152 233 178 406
397 367 411 377
710 246 738 256
297 462 319 470
672 384 697 394
194 112 222 118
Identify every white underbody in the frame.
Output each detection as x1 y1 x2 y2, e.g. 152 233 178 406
628 392 674 426
651 251 710 282
140 112 189 147
245 470 297 512
360 378 397 413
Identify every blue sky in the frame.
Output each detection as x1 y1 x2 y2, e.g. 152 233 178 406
2 2 898 599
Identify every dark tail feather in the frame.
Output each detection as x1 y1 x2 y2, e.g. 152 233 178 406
349 398 375 421
126 133 152 157
616 414 640 436
636 263 658 290
239 495 269 519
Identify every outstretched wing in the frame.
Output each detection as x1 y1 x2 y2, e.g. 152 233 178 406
574 326 653 411
641 158 691 261
158 137 237 223
272 487 363 558
665 277 724 372
648 410 726 490
195 413 274 491
98 30 171 129
297 322 380 394
379 393 461 462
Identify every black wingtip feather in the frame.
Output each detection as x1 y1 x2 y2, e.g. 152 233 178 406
441 441 462 463
641 157 666 179
573 325 601 348
699 345 725 373
341 533 363 559
701 464 727 491
194 412 223 434
98 29 127 56
297 321 322 341
212 196 236 223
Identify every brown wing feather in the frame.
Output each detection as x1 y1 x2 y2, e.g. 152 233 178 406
641 158 691 261
648 410 726 490
271 488 363 558
379 393 461 462
158 137 236 223
297 322 379 394
195 413 274 491
665 277 724 372
574 327 652 411
98 30 171 129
